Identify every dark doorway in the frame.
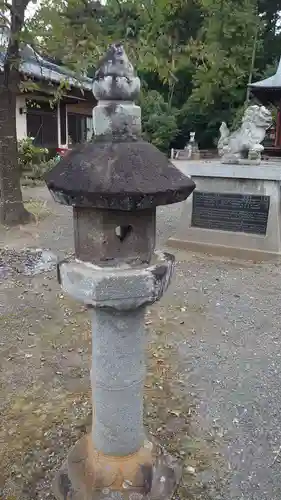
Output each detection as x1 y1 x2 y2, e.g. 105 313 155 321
68 113 92 144
26 100 58 148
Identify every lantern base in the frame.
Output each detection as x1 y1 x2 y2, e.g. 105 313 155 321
52 434 182 500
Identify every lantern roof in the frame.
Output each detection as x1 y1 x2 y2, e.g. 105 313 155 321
45 43 195 211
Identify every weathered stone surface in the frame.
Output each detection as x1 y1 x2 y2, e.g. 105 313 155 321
218 105 272 164
49 42 188 500
93 42 141 101
45 43 195 211
91 306 146 454
57 251 175 310
169 159 281 259
93 102 142 138
73 207 156 266
52 435 182 500
45 139 196 211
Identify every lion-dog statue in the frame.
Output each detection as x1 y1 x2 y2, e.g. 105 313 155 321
218 105 272 164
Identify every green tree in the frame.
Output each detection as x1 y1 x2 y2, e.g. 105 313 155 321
28 0 107 73
1 0 279 210
32 0 193 152
32 0 202 101
140 89 178 152
178 0 262 147
257 0 281 71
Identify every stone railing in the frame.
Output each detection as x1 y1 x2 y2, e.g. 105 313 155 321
170 148 193 160
171 148 218 160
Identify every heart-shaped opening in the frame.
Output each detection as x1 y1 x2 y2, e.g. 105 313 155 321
115 225 133 242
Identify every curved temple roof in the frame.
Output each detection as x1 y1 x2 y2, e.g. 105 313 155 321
249 58 281 91
248 58 281 103
0 44 92 92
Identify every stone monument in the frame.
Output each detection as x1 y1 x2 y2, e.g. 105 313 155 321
218 105 272 164
186 132 200 160
169 105 281 260
171 132 200 161
45 42 195 499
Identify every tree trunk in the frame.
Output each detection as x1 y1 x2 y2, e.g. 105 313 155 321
0 0 33 226
0 81 33 225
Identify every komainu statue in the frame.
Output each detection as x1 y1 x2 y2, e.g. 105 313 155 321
218 105 272 164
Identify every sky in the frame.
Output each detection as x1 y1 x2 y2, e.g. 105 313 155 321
26 0 41 20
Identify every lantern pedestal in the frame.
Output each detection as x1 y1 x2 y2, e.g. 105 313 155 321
53 436 181 500
53 252 180 500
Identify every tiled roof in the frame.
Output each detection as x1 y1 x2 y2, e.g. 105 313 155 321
0 45 92 91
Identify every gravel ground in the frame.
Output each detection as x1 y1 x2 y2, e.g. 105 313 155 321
1 186 281 499
165 256 281 500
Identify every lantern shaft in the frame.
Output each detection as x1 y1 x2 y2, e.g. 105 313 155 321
91 307 146 456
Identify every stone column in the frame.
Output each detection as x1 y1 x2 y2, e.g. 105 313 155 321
91 307 146 456
46 42 195 500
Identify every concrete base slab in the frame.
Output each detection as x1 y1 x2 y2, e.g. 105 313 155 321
168 238 281 261
169 160 281 261
52 435 182 500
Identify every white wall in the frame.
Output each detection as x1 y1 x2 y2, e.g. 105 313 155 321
16 95 27 140
57 102 69 148
57 101 61 147
65 104 69 145
86 116 93 141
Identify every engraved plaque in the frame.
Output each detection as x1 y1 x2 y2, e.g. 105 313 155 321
191 191 270 235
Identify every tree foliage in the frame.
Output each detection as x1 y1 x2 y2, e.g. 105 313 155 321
31 0 279 149
139 90 178 152
1 0 281 224
178 0 261 146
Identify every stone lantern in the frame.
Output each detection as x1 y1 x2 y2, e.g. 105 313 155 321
45 43 195 500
